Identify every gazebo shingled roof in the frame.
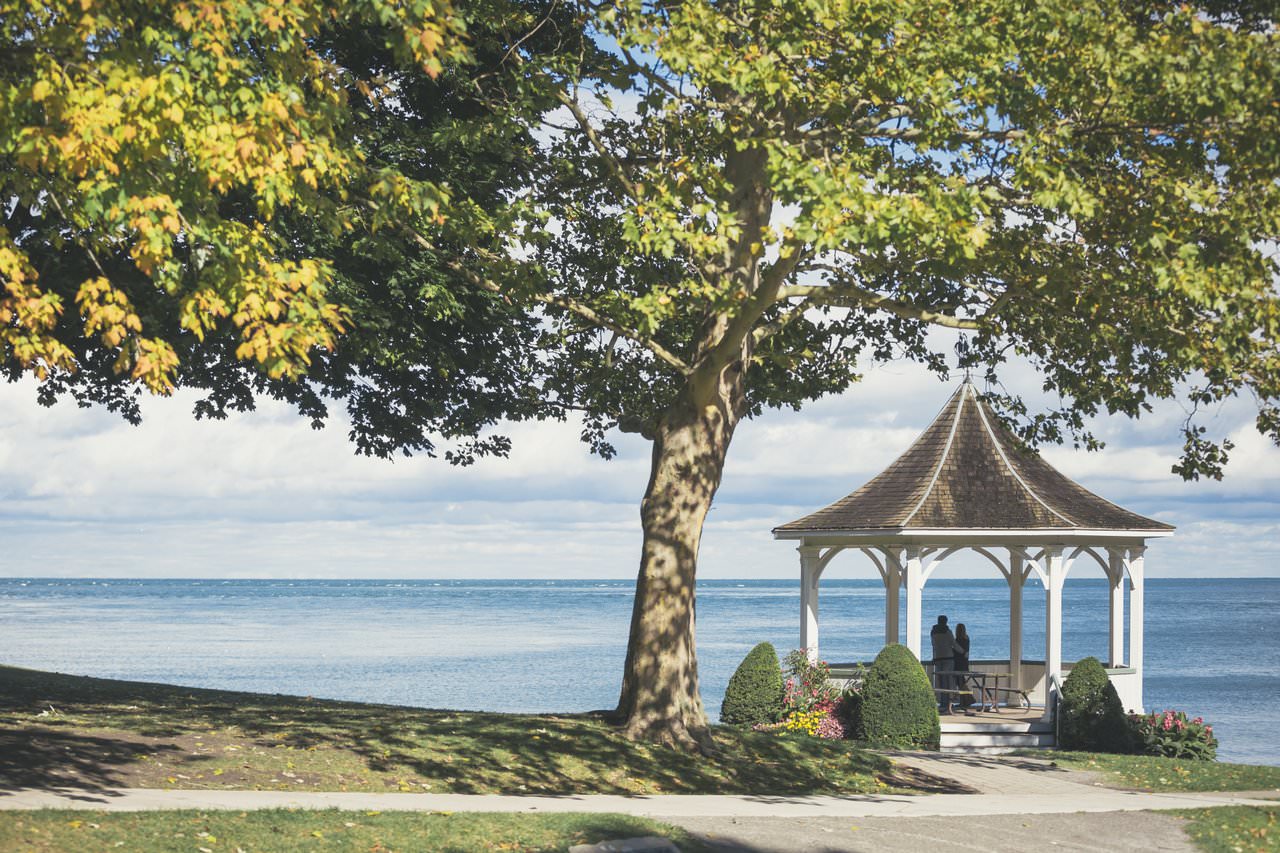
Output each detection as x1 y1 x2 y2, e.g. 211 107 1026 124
774 381 1173 534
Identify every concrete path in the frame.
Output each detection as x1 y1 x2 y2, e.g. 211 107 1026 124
3 752 1275 853
667 753 1276 852
0 783 1269 818
880 750 1121 796
677 811 1206 852
0 783 1264 819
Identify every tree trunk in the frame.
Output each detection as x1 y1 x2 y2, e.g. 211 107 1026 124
614 364 745 752
613 143 769 751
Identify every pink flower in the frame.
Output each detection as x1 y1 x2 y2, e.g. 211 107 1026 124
816 711 846 740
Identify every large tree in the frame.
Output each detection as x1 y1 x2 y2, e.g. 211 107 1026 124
5 0 1279 754
483 0 1279 749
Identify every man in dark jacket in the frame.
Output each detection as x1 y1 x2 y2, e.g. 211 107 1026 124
930 615 959 714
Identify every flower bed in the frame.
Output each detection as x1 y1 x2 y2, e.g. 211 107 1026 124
1129 710 1218 761
748 649 857 740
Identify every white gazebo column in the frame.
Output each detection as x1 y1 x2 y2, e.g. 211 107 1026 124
799 546 823 662
883 548 903 646
1107 547 1126 667
904 546 924 660
1008 550 1026 690
1128 546 1146 711
1043 546 1066 719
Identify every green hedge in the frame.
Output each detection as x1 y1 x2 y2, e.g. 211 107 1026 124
720 642 784 726
1059 656 1133 753
856 644 940 749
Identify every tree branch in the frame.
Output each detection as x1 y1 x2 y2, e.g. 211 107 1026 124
368 198 690 374
446 258 691 374
775 277 984 330
553 88 640 201
739 244 810 347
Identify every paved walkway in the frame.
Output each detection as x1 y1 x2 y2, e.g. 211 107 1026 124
0 785 1269 817
0 752 1273 819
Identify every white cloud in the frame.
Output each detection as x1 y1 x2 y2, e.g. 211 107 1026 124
1 355 1278 580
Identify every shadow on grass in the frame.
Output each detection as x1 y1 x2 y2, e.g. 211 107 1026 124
0 727 183 793
0 665 895 796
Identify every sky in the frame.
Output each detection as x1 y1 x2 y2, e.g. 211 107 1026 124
1 353 1278 581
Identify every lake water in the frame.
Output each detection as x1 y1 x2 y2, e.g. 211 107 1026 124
0 577 1275 765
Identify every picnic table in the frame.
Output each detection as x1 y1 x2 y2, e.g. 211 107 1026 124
952 671 1028 712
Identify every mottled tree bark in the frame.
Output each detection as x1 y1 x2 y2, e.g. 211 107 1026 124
615 359 748 752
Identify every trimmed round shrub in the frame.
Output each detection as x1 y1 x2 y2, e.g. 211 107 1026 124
720 642 784 726
1059 656 1133 753
856 644 940 749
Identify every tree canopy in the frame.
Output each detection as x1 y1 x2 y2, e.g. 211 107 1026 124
2 0 462 393
517 0 1280 479
3 0 583 463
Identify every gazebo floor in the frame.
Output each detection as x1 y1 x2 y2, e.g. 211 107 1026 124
940 705 1046 725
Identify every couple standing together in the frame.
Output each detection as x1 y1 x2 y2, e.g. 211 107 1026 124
930 614 971 715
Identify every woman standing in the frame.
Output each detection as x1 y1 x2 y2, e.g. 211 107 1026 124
955 624 973 712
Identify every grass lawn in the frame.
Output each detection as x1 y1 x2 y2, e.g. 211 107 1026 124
0 665 903 796
1042 751 1280 793
0 808 715 852
1175 805 1280 853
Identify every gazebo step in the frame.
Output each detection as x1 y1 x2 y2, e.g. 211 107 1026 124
940 731 1056 753
940 720 1052 735
941 744 1055 755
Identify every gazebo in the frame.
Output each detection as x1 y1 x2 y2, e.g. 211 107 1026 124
773 380 1173 717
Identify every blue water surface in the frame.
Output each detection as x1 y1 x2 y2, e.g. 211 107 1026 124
0 577 1275 765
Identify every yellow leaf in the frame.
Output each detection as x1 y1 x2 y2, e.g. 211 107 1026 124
32 80 51 101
